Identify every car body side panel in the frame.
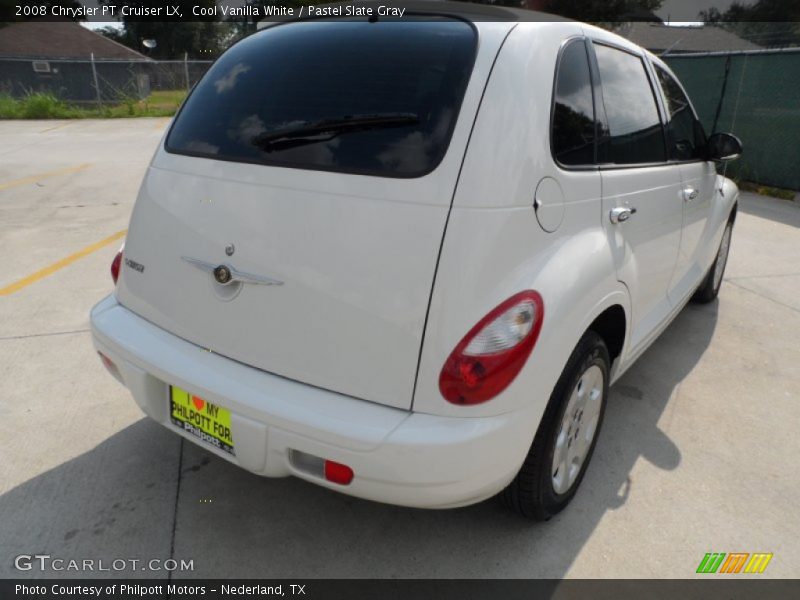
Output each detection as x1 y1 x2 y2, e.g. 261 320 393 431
645 55 722 305
414 23 631 421
414 203 631 421
668 160 719 303
449 21 583 210
611 176 738 378
600 166 684 356
703 176 739 267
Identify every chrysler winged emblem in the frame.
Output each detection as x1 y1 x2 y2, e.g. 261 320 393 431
213 265 232 284
182 256 284 286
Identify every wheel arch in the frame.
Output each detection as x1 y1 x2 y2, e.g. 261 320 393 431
728 200 738 224
587 304 627 364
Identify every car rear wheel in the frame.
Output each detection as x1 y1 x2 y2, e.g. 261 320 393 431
692 221 733 304
503 331 609 520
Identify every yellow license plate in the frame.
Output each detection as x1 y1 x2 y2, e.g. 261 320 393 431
170 386 235 455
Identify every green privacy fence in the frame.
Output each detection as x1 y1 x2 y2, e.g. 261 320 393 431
664 48 800 192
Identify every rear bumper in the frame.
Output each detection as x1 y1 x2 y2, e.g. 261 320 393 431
90 295 535 509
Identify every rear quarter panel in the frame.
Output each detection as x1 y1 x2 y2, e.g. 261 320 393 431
413 22 631 422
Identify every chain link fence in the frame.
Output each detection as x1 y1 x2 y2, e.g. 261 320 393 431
2 48 798 192
0 57 213 104
665 47 800 192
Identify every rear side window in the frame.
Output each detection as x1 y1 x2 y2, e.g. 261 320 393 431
654 64 707 161
166 19 477 178
593 43 666 165
552 39 596 166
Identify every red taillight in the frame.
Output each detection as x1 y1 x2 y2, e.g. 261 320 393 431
110 248 123 285
439 291 544 405
324 460 354 485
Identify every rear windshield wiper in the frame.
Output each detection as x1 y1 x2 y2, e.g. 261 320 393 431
251 113 419 152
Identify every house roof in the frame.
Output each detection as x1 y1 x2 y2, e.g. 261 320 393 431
0 20 148 60
619 22 762 54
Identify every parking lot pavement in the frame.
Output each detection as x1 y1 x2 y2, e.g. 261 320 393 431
1 119 798 580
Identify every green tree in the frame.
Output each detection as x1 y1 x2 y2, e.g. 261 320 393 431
94 25 129 45
108 21 231 59
541 0 664 22
96 0 229 58
468 0 664 21
700 0 800 48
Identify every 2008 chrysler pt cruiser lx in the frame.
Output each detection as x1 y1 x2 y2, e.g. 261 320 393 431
91 2 742 519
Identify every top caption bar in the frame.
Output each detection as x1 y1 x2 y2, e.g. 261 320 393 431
7 0 799 23
8 1 540 23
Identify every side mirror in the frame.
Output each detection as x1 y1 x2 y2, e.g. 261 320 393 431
706 132 743 162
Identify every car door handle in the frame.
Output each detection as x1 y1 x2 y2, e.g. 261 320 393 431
684 187 699 202
609 206 637 224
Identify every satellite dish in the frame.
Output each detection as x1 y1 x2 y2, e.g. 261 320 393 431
142 39 157 49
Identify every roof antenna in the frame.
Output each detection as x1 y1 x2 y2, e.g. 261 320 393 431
368 13 378 23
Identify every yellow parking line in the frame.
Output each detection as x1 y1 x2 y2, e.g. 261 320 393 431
0 163 91 192
39 122 75 133
0 230 126 296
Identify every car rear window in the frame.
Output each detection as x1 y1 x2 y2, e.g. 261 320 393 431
166 19 477 178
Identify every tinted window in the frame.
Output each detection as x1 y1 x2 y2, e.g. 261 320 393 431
166 19 477 178
552 39 596 166
654 64 707 161
594 43 666 165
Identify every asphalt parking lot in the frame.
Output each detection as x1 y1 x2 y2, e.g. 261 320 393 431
1 118 798 579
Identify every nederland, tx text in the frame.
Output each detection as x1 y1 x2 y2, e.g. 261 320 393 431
15 584 307 596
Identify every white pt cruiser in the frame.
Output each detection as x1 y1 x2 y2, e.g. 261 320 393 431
91 4 742 519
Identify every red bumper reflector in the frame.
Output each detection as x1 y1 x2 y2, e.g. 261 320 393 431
97 351 123 383
324 460 354 485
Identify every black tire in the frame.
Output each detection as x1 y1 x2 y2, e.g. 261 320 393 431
692 221 733 304
503 331 610 520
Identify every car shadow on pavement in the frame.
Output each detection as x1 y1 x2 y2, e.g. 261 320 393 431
0 303 718 579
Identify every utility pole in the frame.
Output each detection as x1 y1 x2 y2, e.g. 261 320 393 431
90 52 102 107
